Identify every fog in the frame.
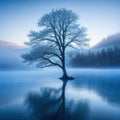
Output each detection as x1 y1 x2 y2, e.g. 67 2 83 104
0 68 120 120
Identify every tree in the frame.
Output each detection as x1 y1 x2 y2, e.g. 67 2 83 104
22 9 89 80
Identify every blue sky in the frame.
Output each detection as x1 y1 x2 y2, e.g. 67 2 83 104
0 0 120 46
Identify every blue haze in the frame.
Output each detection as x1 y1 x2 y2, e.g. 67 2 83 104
0 0 120 46
0 69 120 120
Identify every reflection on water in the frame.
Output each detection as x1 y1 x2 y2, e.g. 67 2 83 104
0 69 120 120
26 81 89 120
71 71 120 105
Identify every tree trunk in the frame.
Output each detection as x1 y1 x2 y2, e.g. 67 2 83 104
61 49 69 79
60 63 74 80
60 47 74 80
61 58 69 80
59 49 74 80
62 65 68 78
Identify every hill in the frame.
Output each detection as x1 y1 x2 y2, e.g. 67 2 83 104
93 33 120 50
0 40 35 70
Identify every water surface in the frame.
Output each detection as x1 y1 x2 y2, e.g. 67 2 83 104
0 69 120 120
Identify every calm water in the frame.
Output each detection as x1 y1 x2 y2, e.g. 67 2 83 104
0 68 120 120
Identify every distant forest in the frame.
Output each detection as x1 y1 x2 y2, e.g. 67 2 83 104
70 46 120 67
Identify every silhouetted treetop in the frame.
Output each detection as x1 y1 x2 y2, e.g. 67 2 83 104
22 9 89 80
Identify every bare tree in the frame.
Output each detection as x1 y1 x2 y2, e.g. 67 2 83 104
22 9 89 80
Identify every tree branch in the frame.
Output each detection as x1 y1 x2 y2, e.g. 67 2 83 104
42 56 62 68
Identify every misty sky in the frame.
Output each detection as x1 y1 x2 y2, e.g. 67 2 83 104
0 0 120 46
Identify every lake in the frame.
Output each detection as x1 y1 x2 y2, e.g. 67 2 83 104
0 68 120 120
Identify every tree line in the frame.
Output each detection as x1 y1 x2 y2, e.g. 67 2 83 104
70 46 120 67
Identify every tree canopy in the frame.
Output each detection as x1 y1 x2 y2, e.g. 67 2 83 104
22 9 89 80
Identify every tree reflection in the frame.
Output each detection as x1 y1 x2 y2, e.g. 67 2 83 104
25 80 89 120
